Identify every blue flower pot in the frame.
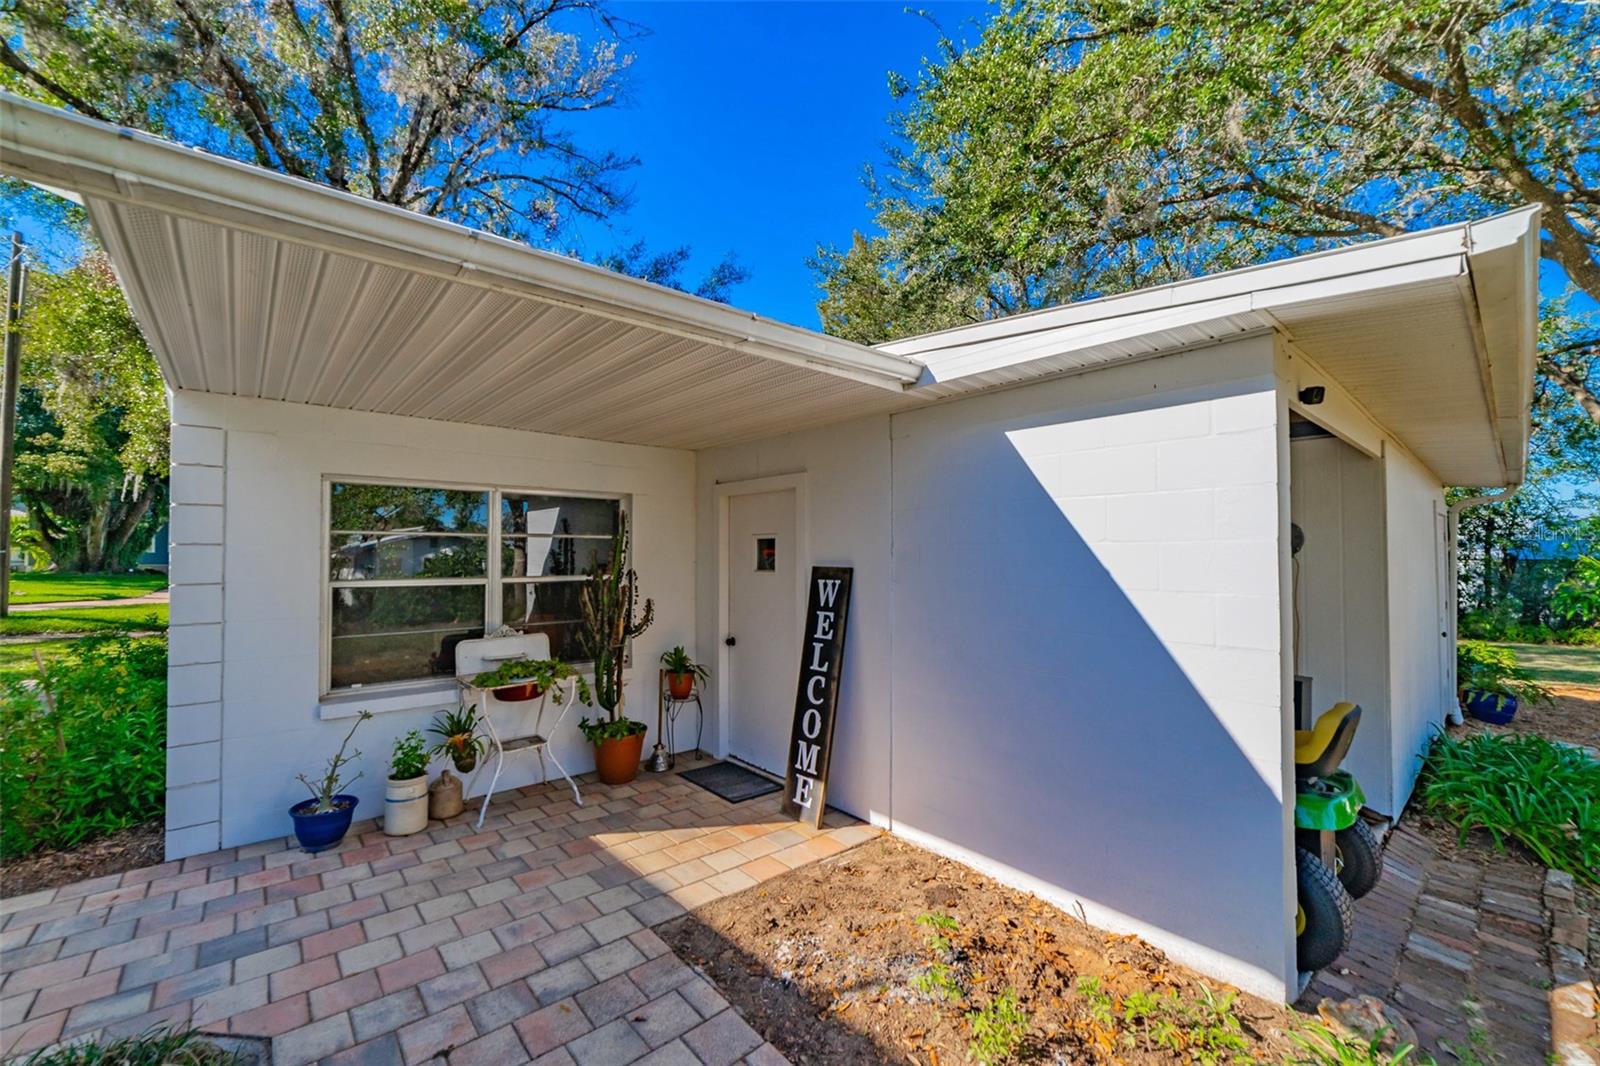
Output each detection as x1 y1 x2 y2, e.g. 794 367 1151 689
289 794 359 853
1462 690 1518 725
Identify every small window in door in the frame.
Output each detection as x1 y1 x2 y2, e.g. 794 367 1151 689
755 536 777 572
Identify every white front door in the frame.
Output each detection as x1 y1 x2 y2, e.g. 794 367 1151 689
726 489 798 776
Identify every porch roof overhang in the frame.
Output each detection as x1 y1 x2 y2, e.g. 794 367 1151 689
1 93 1539 483
879 207 1542 487
0 94 924 451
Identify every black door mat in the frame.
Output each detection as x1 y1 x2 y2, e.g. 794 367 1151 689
679 761 781 803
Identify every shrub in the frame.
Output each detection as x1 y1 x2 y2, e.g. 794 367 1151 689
1552 556 1600 626
1455 640 1551 708
1418 731 1599 883
0 635 167 858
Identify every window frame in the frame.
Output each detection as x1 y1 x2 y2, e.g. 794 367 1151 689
320 475 625 697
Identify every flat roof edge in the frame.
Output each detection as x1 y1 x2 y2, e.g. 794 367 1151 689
0 93 922 390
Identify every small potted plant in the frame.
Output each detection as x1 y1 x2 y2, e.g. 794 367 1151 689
1457 640 1553 724
385 729 431 836
428 705 487 773
660 645 708 701
290 711 370 853
470 657 590 707
579 511 654 785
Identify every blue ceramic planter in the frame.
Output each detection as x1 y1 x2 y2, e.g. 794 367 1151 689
1462 690 1518 725
289 794 359 853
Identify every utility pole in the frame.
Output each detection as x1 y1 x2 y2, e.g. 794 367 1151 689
1 234 26 618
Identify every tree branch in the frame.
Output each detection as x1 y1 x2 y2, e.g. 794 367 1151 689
0 41 113 121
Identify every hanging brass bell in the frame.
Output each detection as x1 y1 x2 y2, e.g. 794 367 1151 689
429 768 464 820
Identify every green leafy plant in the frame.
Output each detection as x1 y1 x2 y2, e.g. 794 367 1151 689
12 1026 242 1065
295 711 371 814
390 729 429 780
0 634 167 858
915 911 959 954
912 963 963 1003
578 509 654 735
428 705 487 766
910 912 964 1002
1455 640 1552 709
1419 731 1599 883
1075 976 1116 1029
659 644 709 684
577 715 648 743
966 988 1030 1066
1118 984 1251 1064
1291 1022 1433 1065
1552 556 1600 625
470 657 591 705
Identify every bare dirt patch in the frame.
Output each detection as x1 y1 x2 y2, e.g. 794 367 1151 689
660 835 1302 1065
1 819 164 897
1460 682 1600 752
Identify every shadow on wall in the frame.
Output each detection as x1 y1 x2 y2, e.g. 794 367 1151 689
888 371 1289 992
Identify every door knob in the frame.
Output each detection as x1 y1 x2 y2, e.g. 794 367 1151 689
724 635 737 647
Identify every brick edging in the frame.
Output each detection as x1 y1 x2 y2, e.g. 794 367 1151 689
1544 869 1598 1066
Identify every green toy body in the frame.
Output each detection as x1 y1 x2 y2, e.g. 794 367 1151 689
1294 770 1365 831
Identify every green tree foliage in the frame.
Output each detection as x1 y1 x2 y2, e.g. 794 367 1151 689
0 0 748 296
16 254 169 572
1 0 636 242
817 0 1600 440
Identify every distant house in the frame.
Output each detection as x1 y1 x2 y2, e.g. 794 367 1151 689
0 93 1539 1001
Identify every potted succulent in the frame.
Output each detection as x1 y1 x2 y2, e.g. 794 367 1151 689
660 645 708 701
428 705 488 773
1457 640 1553 724
290 711 370 853
384 729 431 836
579 511 654 785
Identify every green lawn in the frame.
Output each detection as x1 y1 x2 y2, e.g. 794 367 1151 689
0 603 169 637
8 571 168 605
0 639 77 680
1499 642 1600 686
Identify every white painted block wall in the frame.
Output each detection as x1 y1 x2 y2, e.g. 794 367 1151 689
165 392 696 855
694 416 894 826
1384 446 1451 811
1288 436 1393 814
887 337 1295 998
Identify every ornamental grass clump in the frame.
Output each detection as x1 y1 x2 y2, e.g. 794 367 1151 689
1418 731 1599 883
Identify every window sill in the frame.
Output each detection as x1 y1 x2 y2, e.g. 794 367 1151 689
318 679 460 721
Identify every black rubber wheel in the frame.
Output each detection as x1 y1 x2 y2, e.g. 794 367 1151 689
1296 846 1354 972
1334 819 1383 900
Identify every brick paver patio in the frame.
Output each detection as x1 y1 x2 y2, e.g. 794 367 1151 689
1303 821 1554 1063
0 767 877 1064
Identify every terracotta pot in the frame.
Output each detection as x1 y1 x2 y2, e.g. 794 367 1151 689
493 681 543 702
666 672 694 700
593 731 645 785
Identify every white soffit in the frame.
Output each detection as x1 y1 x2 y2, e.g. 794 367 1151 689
0 93 923 450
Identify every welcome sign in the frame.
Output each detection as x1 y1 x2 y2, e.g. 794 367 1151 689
782 566 853 828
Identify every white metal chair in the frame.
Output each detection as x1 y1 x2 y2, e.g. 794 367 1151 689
454 631 583 829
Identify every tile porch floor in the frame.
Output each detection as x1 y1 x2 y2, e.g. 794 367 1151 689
0 765 877 1065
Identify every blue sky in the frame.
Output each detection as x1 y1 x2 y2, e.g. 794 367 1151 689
562 2 988 328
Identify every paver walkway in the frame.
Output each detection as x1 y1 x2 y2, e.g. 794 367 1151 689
0 768 877 1064
1302 821 1553 1063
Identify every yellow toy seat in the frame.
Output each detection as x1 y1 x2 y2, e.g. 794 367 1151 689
1294 703 1362 781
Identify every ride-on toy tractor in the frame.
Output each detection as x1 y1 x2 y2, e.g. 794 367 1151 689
1294 702 1383 972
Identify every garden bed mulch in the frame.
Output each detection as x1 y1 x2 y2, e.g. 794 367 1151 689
0 819 165 897
660 835 1303 1065
1460 681 1600 753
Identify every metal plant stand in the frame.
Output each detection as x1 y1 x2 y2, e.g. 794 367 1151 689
649 668 704 772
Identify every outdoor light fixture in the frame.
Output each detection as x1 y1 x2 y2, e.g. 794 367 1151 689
1298 385 1327 405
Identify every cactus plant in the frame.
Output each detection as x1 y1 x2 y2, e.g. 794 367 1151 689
579 510 654 723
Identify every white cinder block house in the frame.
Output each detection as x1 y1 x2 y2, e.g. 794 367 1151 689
0 94 1539 1000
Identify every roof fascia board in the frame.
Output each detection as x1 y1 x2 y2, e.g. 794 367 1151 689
1464 206 1541 485
0 93 921 391
878 214 1530 359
